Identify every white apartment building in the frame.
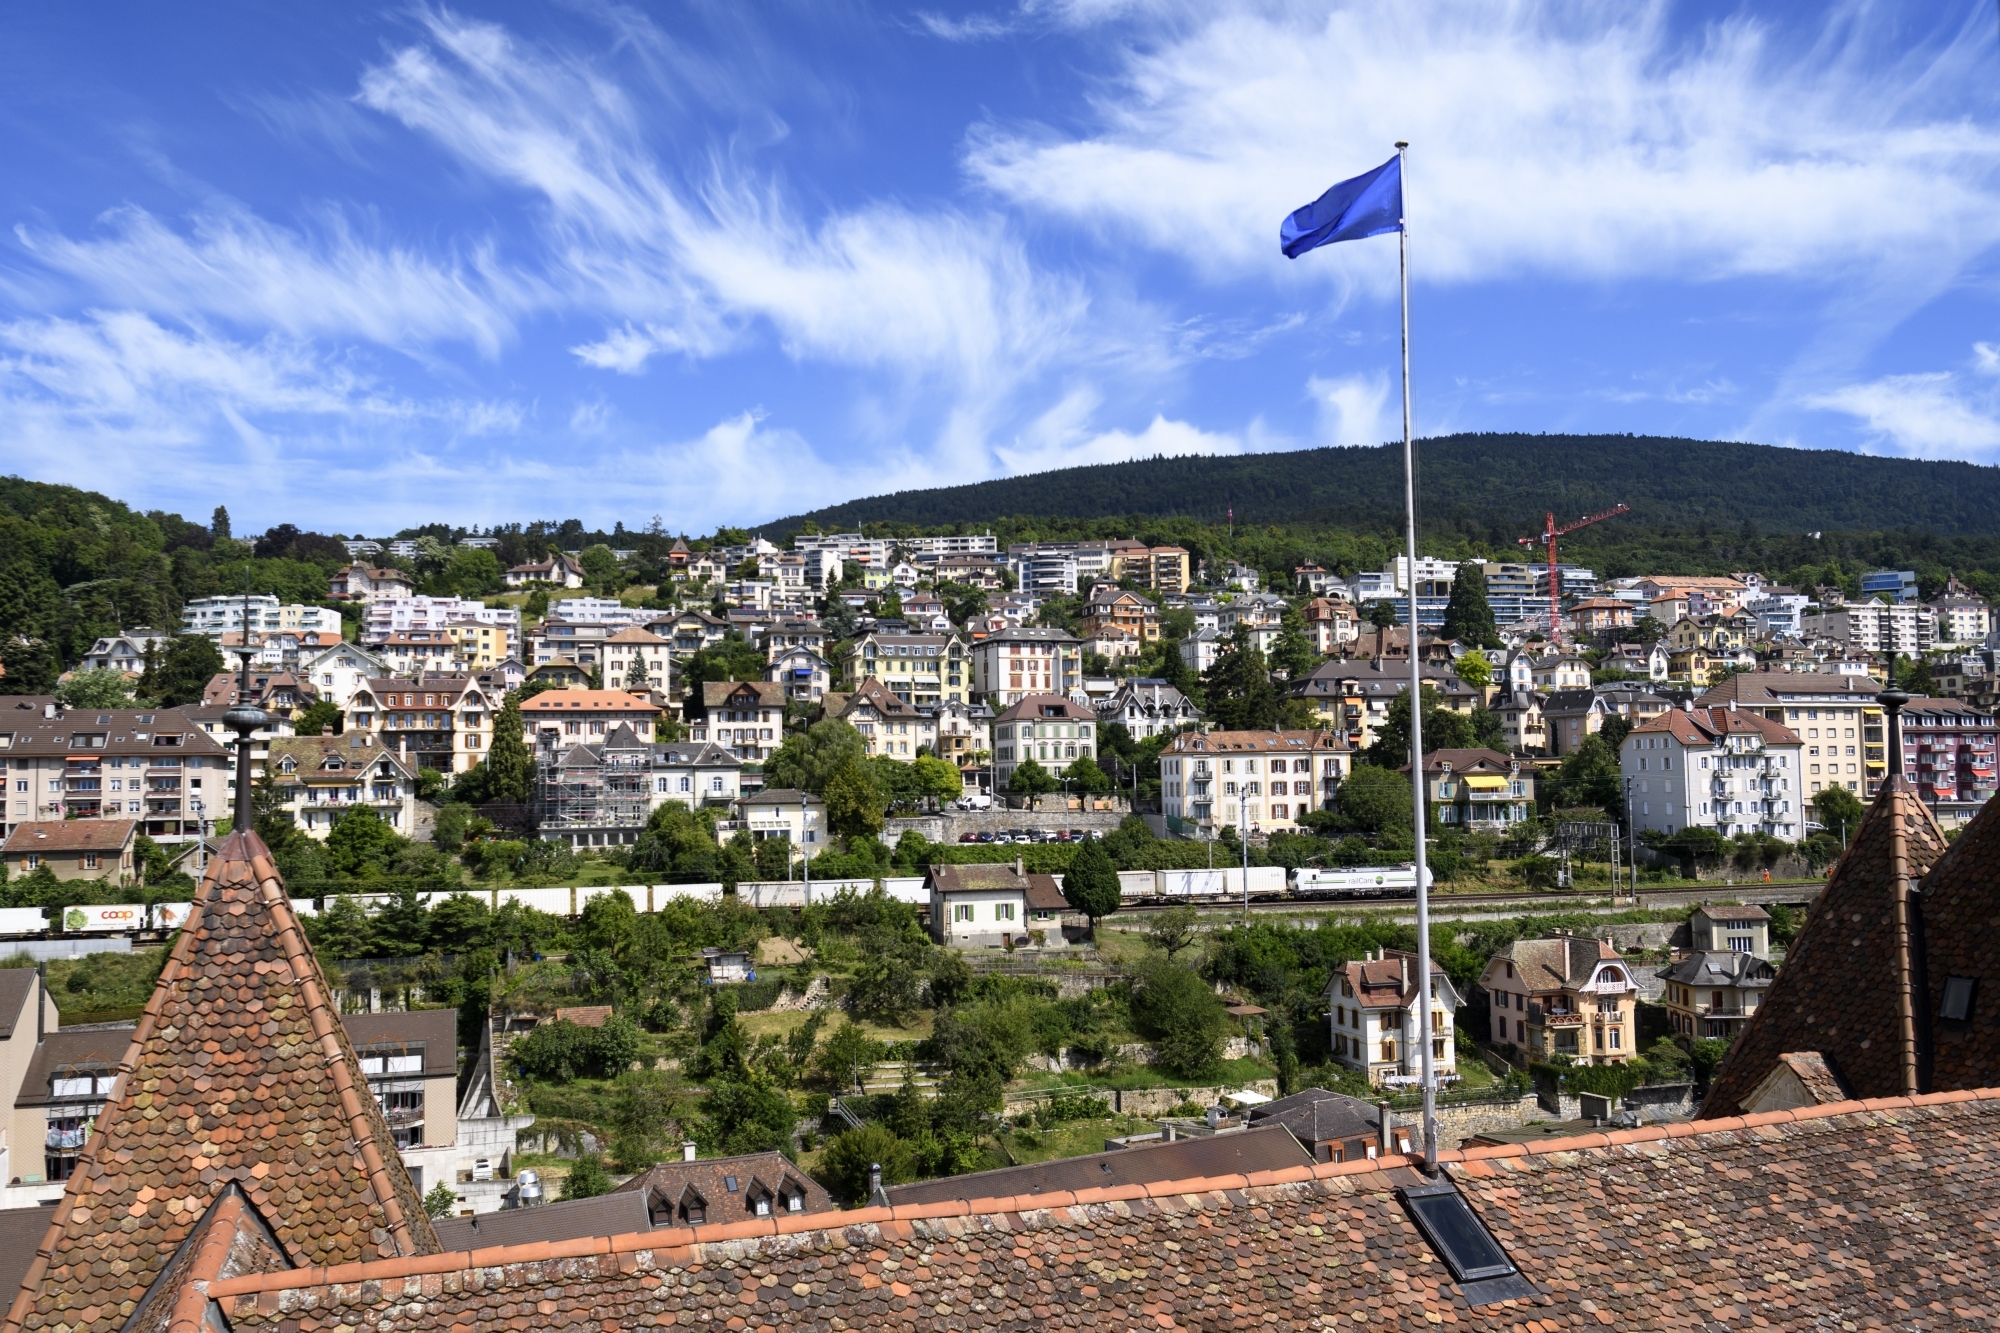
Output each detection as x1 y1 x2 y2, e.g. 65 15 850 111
182 596 341 639
991 695 1098 788
1324 948 1459 1088
547 597 649 626
362 596 519 645
968 628 1082 708
1159 729 1349 834
1620 707 1806 840
1930 592 1992 646
299 642 390 710
903 533 998 560
1004 547 1080 597
78 631 171 675
1745 592 1812 639
1800 599 1936 658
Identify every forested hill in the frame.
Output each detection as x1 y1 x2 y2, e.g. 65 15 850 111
772 434 2000 540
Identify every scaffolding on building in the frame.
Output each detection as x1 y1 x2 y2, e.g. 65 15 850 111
533 737 653 837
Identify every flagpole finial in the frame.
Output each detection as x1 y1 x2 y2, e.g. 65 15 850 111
1395 140 1408 149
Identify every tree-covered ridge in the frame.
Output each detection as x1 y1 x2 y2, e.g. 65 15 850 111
769 433 2000 539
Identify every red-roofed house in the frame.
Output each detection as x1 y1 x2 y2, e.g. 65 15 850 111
1323 947 1459 1087
1617 706 1806 839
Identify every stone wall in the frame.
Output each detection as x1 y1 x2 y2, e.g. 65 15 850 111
999 1080 1279 1118
887 807 1130 843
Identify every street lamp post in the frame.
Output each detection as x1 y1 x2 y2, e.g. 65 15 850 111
1240 791 1250 921
801 797 812 908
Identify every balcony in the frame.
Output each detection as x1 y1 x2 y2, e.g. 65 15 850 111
1537 1009 1586 1028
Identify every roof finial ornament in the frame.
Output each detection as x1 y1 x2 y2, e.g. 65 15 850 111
1877 655 1910 783
224 570 271 832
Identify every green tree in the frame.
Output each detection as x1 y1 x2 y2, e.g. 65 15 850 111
0 640 61 696
1441 562 1499 647
1061 836 1122 931
1814 785 1865 840
140 635 225 708
910 753 963 805
814 1124 912 1204
1268 604 1320 681
1201 626 1279 731
1146 904 1202 962
1130 960 1227 1080
324 806 405 878
55 668 137 709
1336 764 1413 836
423 1182 460 1218
1367 599 1398 630
1454 648 1492 690
484 694 533 804
822 760 887 838
1006 757 1057 795
1063 754 1112 793
293 699 343 736
211 505 231 540
579 544 621 587
560 1153 613 1200
766 719 868 794
1547 735 1623 811
446 547 504 596
697 1077 797 1155
1597 713 1633 753
1365 685 1475 766
312 895 374 960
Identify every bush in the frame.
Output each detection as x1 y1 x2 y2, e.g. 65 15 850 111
423 1182 460 1218
560 1153 613 1200
510 1014 643 1083
814 1124 911 1204
731 977 785 1012
1129 961 1227 1080
1033 1091 1112 1128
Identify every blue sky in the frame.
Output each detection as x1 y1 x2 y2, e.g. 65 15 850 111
3 1 1999 535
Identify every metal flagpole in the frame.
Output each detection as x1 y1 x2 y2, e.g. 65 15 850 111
1396 140 1437 1173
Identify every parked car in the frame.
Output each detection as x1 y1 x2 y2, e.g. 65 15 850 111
959 832 980 843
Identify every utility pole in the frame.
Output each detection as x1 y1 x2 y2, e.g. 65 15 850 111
1240 791 1250 921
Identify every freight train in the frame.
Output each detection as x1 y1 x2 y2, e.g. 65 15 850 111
0 864 1435 942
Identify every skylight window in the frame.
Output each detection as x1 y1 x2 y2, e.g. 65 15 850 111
1941 977 1977 1023
1398 1182 1533 1305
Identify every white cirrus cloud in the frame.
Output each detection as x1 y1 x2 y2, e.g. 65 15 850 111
1309 371 1391 447
967 2 2000 293
13 203 528 357
994 385 1245 474
355 11 1093 397
1807 348 2000 458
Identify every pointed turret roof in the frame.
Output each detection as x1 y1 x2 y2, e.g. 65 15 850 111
3 830 437 1333
1906 788 2000 1093
1702 779 1947 1116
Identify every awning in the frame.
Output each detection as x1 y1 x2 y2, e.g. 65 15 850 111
1222 1089 1272 1107
1464 775 1508 790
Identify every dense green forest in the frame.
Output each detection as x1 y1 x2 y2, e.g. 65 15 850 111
771 434 2000 538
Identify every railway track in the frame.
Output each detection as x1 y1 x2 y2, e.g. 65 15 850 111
1113 879 1824 917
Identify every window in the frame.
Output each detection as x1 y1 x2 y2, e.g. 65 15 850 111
953 904 973 922
1941 976 1977 1022
996 903 1015 921
1399 1183 1519 1285
82 853 99 869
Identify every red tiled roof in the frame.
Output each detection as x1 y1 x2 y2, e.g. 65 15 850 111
1703 779 1947 1116
1907 786 2000 1094
1 820 136 855
2 830 437 1333
203 1088 2000 1331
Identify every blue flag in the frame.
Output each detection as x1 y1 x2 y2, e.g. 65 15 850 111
1281 155 1402 258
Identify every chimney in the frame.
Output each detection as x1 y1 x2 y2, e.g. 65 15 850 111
43 702 55 720
1015 855 1024 877
1399 954 1409 991
682 1140 697 1162
1377 1101 1395 1157
867 1162 886 1207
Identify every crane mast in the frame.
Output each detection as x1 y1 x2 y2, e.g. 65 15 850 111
1516 503 1631 643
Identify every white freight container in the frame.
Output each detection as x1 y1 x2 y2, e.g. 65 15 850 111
59 904 147 933
0 907 48 936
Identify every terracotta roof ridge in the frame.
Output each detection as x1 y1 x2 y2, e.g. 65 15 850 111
196 1083 2000 1305
249 845 434 1257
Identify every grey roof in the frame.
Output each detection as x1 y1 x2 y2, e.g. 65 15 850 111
0 1205 58 1305
433 1191 650 1251
1540 689 1603 716
0 970 37 1041
1245 1089 1381 1146
737 787 821 806
1657 951 1777 988
340 1008 459 1078
653 741 742 767
883 1124 1310 1207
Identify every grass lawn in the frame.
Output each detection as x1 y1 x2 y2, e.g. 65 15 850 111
737 1008 935 1043
993 1115 1158 1165
1453 1055 1496 1089
1010 1055 1277 1094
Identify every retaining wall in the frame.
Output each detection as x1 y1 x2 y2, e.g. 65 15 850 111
887 807 1129 843
999 1080 1278 1118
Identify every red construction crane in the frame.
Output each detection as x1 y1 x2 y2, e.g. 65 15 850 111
1517 503 1630 643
